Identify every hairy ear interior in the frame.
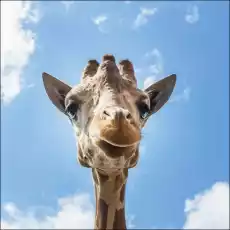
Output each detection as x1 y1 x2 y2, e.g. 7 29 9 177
144 74 176 116
42 72 72 113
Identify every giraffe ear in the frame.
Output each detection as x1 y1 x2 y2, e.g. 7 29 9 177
42 72 72 113
144 74 176 116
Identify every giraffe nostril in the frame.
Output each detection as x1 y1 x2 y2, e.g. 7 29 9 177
126 112 132 120
84 156 87 160
102 107 132 121
103 110 111 117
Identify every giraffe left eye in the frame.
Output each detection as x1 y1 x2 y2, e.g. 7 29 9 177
65 101 79 119
138 103 149 119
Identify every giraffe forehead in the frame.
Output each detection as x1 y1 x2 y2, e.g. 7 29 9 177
69 61 141 101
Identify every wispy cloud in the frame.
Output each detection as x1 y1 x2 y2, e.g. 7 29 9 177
170 87 191 103
1 1 40 105
149 64 162 76
92 15 108 33
145 48 161 59
143 48 163 88
27 83 35 89
183 182 229 229
60 1 75 12
133 7 158 29
93 15 107 25
146 49 163 76
127 214 136 228
143 76 157 89
144 48 189 102
185 5 199 24
134 66 142 74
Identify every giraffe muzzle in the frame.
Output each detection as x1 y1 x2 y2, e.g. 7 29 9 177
90 107 141 148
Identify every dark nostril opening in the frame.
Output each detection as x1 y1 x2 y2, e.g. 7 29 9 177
126 113 132 120
103 110 110 117
103 108 132 120
84 156 87 160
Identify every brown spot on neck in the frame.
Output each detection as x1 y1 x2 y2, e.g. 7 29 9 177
92 168 128 230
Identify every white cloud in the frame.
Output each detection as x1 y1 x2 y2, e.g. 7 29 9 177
27 83 35 89
183 182 229 229
185 5 199 24
146 49 163 76
127 214 136 228
60 1 75 11
143 76 157 89
1 1 40 105
150 182 229 229
143 48 163 88
92 15 108 33
2 182 229 229
1 193 94 229
145 48 161 59
133 7 157 29
93 15 107 25
1 193 136 229
149 64 160 75
3 203 19 218
170 87 191 103
134 66 142 74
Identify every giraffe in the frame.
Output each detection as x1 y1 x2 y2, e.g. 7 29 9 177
42 54 176 229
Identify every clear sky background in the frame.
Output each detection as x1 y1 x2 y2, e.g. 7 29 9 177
1 1 229 229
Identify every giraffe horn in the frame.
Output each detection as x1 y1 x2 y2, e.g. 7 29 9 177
82 59 99 81
118 59 137 87
102 54 116 63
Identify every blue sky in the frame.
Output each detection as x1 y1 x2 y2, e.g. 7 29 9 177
1 1 229 229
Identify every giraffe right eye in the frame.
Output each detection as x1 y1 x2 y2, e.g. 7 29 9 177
138 102 150 120
65 101 79 119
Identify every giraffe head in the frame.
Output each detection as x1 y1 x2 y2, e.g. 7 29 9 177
43 54 176 173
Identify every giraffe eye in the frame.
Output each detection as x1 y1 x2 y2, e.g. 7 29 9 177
65 101 79 119
138 103 149 119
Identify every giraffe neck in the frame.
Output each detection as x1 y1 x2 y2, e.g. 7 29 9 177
92 168 128 230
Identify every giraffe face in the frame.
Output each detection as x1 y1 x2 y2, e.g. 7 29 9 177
43 54 176 172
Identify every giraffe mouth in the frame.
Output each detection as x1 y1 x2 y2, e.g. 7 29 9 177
92 136 137 159
100 137 138 147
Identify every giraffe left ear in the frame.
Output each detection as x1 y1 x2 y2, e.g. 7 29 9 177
144 74 176 117
42 72 72 113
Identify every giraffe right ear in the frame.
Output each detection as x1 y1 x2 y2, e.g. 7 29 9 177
42 72 72 113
